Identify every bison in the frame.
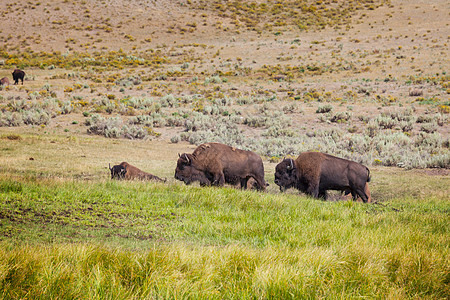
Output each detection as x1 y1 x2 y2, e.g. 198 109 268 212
12 69 25 85
175 142 268 190
109 162 166 182
0 77 9 86
274 152 371 202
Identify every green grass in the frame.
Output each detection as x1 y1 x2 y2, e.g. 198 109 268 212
0 174 448 298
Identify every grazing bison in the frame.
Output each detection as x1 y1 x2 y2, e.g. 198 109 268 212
12 69 25 85
274 152 371 202
0 77 9 86
109 162 166 182
175 142 268 190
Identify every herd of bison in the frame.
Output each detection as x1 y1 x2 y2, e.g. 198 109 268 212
1 69 372 203
110 142 372 203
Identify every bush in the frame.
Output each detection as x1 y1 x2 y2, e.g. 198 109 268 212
86 114 147 139
316 104 333 113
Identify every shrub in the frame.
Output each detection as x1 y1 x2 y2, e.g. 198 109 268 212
22 109 51 125
170 135 181 143
420 123 437 133
330 111 351 123
282 103 301 114
409 89 423 97
375 116 397 129
160 95 178 108
316 104 333 113
86 115 147 139
123 125 147 139
0 112 23 127
115 75 142 87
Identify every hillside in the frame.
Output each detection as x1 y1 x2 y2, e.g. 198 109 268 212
0 0 448 168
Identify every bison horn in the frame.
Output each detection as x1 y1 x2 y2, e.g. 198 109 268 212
178 153 181 158
183 153 190 164
287 159 294 170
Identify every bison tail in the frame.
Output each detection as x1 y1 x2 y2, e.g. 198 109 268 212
366 167 371 182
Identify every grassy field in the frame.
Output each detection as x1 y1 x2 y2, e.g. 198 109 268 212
0 132 449 298
0 170 449 299
0 0 449 298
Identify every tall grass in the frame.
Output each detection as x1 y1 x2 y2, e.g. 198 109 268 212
0 175 448 298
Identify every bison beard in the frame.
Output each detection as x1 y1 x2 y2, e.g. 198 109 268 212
109 162 166 182
174 143 267 190
274 152 371 202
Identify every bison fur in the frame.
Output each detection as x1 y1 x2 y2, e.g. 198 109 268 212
109 162 166 182
274 152 371 202
12 69 25 85
175 142 267 190
0 77 9 86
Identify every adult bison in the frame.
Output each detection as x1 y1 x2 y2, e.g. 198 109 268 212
0 77 9 86
274 152 371 202
175 142 267 190
109 162 166 182
12 69 25 85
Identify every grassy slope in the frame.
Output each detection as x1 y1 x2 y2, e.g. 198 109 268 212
0 172 449 298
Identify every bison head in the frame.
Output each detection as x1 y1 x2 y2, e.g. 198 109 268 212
274 158 297 191
174 153 212 186
110 163 126 179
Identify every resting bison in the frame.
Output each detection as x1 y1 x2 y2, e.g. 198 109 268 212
12 69 25 85
109 162 166 182
0 77 9 86
175 142 267 190
274 152 371 202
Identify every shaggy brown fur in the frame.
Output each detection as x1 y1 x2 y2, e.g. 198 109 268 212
275 152 371 202
110 162 166 182
12 69 25 85
0 77 9 86
343 183 372 203
175 142 267 190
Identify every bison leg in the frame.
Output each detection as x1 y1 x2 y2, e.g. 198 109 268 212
364 183 372 203
212 172 225 186
306 183 320 198
240 177 249 189
354 187 369 203
318 190 328 200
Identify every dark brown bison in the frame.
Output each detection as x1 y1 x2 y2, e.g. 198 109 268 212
12 69 25 85
109 162 166 182
0 77 9 86
274 152 371 202
175 142 268 190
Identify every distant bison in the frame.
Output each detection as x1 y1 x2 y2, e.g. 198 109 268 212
0 77 9 86
175 142 268 190
12 69 25 85
109 162 166 182
275 152 371 202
